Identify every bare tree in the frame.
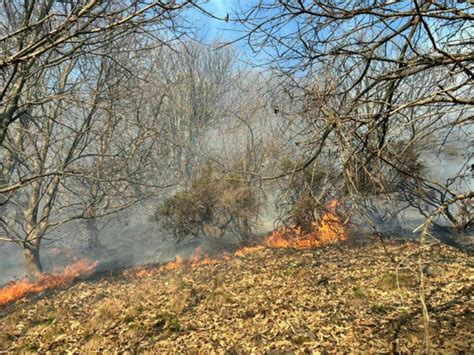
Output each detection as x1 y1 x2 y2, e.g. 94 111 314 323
147 42 237 184
236 0 473 232
0 0 193 145
235 2 473 351
0 46 171 278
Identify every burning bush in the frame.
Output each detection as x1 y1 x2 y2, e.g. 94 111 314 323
275 159 338 232
267 199 347 248
155 165 260 243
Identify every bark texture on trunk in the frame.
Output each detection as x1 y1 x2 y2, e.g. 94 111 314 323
23 246 43 280
86 219 100 250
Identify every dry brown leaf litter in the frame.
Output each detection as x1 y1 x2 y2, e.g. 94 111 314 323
0 242 472 353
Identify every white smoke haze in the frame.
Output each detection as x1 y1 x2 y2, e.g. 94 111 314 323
0 1 472 287
1 4 473 354
0 195 278 286
0 205 225 286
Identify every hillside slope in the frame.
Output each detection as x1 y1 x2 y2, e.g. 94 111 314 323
0 242 472 353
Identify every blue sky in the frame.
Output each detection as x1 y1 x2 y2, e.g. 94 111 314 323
188 0 240 43
186 0 299 67
186 0 474 70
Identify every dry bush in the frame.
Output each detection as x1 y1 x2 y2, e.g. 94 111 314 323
155 164 260 244
274 140 427 234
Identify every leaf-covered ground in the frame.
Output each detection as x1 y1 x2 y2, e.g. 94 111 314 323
0 242 472 353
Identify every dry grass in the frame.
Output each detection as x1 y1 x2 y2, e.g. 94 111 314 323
0 241 472 353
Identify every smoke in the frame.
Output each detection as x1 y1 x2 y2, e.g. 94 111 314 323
1 124 471 287
0 201 256 286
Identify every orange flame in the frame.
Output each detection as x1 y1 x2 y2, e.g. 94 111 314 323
190 247 216 267
160 256 184 271
192 255 216 267
125 247 218 278
0 259 98 307
126 266 156 279
264 199 347 249
234 245 265 256
2 201 347 306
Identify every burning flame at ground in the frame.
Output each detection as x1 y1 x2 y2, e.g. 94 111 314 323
161 255 184 271
2 201 347 305
156 247 218 272
234 245 265 256
128 200 347 278
127 200 347 278
0 259 98 307
126 247 220 279
190 246 217 267
265 199 347 249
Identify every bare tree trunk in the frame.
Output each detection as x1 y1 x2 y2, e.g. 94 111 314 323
23 243 42 280
85 218 104 253
0 126 6 146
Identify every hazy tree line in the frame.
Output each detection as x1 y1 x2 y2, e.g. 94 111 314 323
0 0 193 278
235 0 472 236
0 1 279 279
1 0 472 286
